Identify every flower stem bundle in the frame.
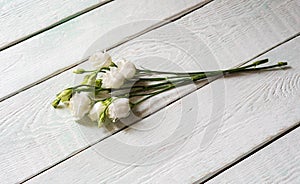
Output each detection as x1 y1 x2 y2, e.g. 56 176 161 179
52 51 288 127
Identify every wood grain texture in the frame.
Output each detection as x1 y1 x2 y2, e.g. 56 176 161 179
26 35 300 184
0 0 205 100
176 0 300 68
207 128 300 184
0 0 111 49
0 0 299 183
1 0 300 101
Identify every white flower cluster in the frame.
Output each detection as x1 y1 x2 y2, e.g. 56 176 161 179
52 55 289 129
66 51 135 125
89 51 136 89
69 92 130 125
89 51 112 68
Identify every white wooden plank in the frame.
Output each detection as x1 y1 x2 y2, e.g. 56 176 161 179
207 128 300 184
0 0 205 101
0 0 299 183
176 0 300 68
26 35 300 184
0 0 111 49
1 0 300 101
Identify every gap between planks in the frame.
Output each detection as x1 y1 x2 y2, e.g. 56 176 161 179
21 31 300 184
196 122 300 184
0 0 115 52
0 0 214 103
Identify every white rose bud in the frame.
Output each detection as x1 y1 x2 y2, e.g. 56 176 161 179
102 67 125 89
89 51 113 69
69 93 91 120
117 60 136 79
88 102 106 121
108 98 130 122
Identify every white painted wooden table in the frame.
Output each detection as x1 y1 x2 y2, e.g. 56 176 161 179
0 0 299 183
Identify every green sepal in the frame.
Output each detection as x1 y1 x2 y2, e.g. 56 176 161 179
51 98 61 108
81 74 91 85
59 89 73 102
87 73 97 85
98 112 106 127
110 62 117 67
95 79 102 87
73 68 85 74
103 98 113 106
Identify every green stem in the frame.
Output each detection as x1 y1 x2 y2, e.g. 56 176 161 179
132 61 286 106
132 75 190 81
192 62 287 81
137 59 269 76
131 85 175 107
74 61 285 96
55 60 286 109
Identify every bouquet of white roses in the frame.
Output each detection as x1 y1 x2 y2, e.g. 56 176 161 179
52 51 288 127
